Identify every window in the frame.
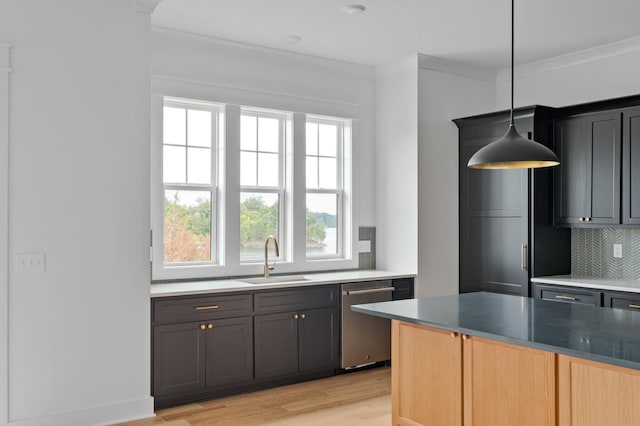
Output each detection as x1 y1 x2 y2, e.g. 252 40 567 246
152 95 355 280
239 109 287 262
305 118 345 258
161 99 220 265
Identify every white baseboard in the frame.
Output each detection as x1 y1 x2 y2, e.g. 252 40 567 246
9 397 155 426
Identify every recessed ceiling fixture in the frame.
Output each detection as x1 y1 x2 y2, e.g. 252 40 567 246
281 34 302 44
467 0 559 170
341 4 366 15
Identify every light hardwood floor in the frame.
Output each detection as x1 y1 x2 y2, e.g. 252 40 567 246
119 367 391 426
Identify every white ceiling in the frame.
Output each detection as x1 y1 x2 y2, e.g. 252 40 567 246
152 0 640 70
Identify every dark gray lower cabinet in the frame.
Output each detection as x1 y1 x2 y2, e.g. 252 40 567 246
152 284 340 409
532 283 603 306
153 317 253 399
603 291 640 311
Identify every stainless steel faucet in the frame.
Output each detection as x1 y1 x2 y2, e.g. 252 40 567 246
263 235 280 278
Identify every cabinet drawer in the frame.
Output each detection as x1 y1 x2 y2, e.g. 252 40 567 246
153 293 252 323
254 285 338 313
533 284 602 306
604 292 640 312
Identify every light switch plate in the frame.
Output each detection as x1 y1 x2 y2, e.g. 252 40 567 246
15 253 45 272
613 244 623 258
358 240 371 253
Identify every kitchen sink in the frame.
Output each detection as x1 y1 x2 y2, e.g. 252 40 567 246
240 275 310 285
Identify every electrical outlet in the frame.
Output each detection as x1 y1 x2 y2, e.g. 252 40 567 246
358 240 371 253
15 253 45 272
613 244 623 258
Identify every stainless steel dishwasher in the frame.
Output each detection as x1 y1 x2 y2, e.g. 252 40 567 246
341 280 394 369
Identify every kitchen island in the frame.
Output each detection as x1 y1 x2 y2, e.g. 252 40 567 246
353 292 640 426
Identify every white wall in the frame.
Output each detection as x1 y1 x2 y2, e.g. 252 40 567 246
374 56 419 274
416 56 496 297
151 28 377 228
0 1 154 424
497 37 640 108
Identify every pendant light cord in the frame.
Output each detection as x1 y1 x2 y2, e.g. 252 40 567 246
510 0 514 126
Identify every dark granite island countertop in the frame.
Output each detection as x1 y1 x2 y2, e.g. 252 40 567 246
352 291 640 371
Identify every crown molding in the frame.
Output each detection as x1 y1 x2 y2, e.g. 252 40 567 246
131 0 163 14
497 36 640 82
417 53 496 82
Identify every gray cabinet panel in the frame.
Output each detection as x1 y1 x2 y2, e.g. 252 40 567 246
555 118 588 224
623 107 640 225
554 112 621 226
205 317 253 388
588 113 621 224
154 294 252 323
298 307 340 373
604 291 640 311
532 283 602 307
254 286 338 314
254 312 299 379
153 322 206 397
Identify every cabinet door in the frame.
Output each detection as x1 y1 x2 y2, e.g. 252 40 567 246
459 122 529 295
558 355 640 426
555 117 589 224
153 322 206 397
623 107 640 224
254 312 299 380
533 283 602 307
463 336 556 426
586 112 621 224
603 291 640 311
205 316 253 388
298 307 339 373
391 321 462 426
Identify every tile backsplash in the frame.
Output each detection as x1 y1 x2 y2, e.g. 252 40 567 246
571 228 640 280
358 227 376 270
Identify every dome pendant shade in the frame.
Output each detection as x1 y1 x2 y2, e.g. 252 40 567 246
467 125 560 169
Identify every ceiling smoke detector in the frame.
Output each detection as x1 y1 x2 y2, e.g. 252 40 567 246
281 34 302 44
341 4 366 15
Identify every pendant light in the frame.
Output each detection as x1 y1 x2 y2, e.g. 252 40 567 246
467 0 559 169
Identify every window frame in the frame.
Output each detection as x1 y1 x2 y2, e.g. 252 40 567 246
151 97 223 279
239 108 287 263
305 117 345 260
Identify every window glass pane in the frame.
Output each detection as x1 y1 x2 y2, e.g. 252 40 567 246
306 156 318 189
258 117 279 153
187 147 211 184
258 153 279 187
306 193 338 256
164 190 212 263
163 145 186 183
240 192 279 262
306 122 318 155
240 151 257 186
318 157 337 189
187 109 212 147
318 123 337 157
241 115 257 151
163 107 186 146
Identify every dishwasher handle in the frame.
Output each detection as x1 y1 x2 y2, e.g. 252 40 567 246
343 287 395 296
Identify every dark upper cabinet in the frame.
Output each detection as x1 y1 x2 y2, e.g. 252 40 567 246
623 107 640 225
554 112 621 226
455 107 571 296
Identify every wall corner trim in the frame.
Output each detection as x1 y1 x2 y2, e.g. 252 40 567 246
131 0 164 14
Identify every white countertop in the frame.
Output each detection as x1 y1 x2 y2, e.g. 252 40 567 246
150 270 415 298
531 275 640 293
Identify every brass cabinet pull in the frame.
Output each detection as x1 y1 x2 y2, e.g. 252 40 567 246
300 313 306 319
199 324 206 330
195 305 219 311
450 332 458 338
207 323 213 329
629 304 640 309
579 217 585 222
555 295 577 301
293 314 299 320
585 217 591 222
520 244 527 271
462 334 469 341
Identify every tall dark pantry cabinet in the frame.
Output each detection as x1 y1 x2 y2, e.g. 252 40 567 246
454 107 570 296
